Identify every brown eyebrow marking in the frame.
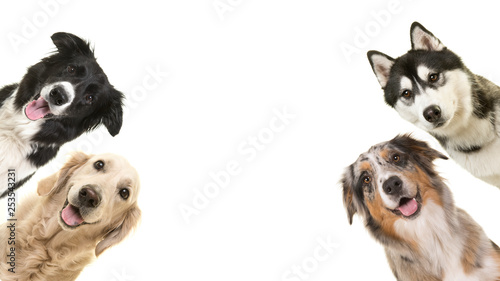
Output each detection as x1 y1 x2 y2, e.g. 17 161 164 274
379 148 389 160
360 161 372 172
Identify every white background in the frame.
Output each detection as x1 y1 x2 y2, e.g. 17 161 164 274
1 1 500 280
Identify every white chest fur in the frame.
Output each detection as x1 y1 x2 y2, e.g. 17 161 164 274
394 202 498 280
439 111 500 188
449 137 500 187
0 93 41 194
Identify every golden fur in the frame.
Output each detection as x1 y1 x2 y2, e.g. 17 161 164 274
0 152 141 281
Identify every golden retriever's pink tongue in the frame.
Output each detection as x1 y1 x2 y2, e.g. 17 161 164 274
25 96 50 121
61 204 84 226
397 198 418 217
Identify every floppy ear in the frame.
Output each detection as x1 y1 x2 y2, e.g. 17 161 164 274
37 172 60 196
37 152 91 196
95 205 141 257
341 167 357 225
410 22 445 51
51 32 94 57
103 89 124 137
391 134 448 161
367 50 395 88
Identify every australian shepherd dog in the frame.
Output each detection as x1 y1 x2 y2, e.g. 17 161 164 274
341 134 500 280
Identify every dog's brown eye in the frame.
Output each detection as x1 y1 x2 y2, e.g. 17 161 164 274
85 94 94 104
94 160 104 170
401 90 412 99
393 154 400 162
119 188 129 200
429 73 439 82
363 176 371 184
67 65 76 74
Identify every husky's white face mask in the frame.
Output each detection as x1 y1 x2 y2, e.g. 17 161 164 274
367 22 478 135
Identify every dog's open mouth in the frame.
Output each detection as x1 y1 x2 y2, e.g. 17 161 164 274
25 94 53 121
60 200 85 228
391 192 422 219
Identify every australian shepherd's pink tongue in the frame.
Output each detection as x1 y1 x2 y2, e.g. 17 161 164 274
61 204 84 226
397 198 418 217
25 96 50 121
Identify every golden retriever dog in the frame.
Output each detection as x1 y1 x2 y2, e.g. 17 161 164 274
0 152 141 281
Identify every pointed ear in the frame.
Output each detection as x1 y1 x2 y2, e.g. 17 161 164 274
341 167 357 225
367 50 395 88
95 205 141 257
410 22 445 51
103 89 124 137
37 152 91 196
51 32 94 57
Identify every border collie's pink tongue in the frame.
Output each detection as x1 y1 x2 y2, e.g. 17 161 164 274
61 204 84 226
397 198 418 217
25 96 50 121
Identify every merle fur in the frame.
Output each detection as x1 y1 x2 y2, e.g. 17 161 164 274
342 135 448 250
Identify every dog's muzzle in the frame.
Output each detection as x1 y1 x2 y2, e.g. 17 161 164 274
78 185 101 208
383 176 421 218
60 185 102 228
25 82 75 121
48 86 70 106
383 176 403 196
423 105 442 124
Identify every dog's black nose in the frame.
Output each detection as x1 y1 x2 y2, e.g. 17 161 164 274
423 105 441 123
49 87 68 106
383 176 403 195
79 186 101 208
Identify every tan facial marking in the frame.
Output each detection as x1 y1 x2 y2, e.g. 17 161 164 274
366 191 402 242
360 161 372 172
379 149 389 160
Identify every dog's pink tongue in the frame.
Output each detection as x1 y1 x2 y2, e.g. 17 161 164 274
25 96 50 121
398 198 418 217
61 204 84 226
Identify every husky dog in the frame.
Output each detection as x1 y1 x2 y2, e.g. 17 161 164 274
367 22 500 187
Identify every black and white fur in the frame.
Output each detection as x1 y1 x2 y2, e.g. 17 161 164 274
367 22 500 188
0 32 124 197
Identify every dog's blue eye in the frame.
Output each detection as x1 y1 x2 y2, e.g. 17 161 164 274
401 90 412 99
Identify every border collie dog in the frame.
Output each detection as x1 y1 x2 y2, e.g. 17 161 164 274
341 135 500 280
0 32 124 197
